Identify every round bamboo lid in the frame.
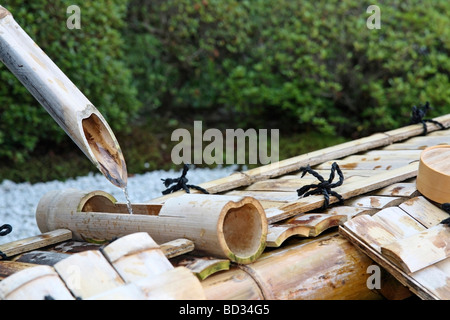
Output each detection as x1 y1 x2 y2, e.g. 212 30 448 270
416 145 450 204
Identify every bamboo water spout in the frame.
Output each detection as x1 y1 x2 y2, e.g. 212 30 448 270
0 6 127 188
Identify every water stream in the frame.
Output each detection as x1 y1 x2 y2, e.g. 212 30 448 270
122 186 134 215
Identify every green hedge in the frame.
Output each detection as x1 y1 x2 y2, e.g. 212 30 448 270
0 0 140 163
126 0 450 136
2 0 450 165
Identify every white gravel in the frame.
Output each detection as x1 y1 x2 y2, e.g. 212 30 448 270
0 165 240 245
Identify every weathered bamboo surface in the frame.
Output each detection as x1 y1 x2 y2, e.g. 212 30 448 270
0 233 205 300
340 196 450 300
36 190 267 264
3 117 450 299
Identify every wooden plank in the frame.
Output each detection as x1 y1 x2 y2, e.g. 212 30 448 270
363 149 424 156
372 207 425 239
321 206 378 219
399 196 449 228
266 214 347 247
0 229 72 260
341 152 421 162
372 182 419 197
316 159 413 171
382 135 450 150
243 175 362 192
411 258 450 300
265 162 418 223
345 195 404 209
342 215 398 252
381 224 450 274
225 190 297 202
282 169 379 179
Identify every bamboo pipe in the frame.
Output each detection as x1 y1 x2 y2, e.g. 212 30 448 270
36 189 268 264
0 6 127 188
202 233 384 300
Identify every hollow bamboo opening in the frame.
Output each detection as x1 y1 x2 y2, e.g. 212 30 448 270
221 203 265 262
82 113 127 188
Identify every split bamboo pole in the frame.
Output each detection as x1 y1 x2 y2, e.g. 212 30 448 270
0 265 74 300
0 6 127 188
36 189 268 264
201 233 384 300
102 232 174 283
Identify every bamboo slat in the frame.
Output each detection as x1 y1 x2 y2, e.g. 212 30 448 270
399 196 449 228
344 195 404 209
53 250 125 299
87 267 206 300
340 195 450 299
381 224 450 274
0 229 72 260
172 256 230 280
160 238 195 259
264 162 419 223
102 232 174 283
266 214 347 247
0 265 74 300
372 182 419 197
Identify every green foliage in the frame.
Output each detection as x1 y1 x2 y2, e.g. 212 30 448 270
126 0 450 136
0 0 140 163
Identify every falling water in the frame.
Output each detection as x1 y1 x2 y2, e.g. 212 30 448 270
122 186 134 215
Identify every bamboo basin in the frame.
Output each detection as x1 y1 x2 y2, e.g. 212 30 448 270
416 145 450 204
36 189 268 264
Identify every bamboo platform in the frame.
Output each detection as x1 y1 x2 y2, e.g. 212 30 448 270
1 118 450 300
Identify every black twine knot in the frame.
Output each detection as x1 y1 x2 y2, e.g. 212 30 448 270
296 162 345 211
440 203 450 226
161 164 209 195
410 101 445 136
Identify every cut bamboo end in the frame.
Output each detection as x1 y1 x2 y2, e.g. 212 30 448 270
416 145 450 204
81 113 127 188
159 194 268 264
36 189 117 234
0 6 11 19
36 190 268 264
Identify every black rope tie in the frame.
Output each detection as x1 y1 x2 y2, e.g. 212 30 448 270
0 224 12 259
296 162 345 211
410 101 445 136
161 164 209 195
